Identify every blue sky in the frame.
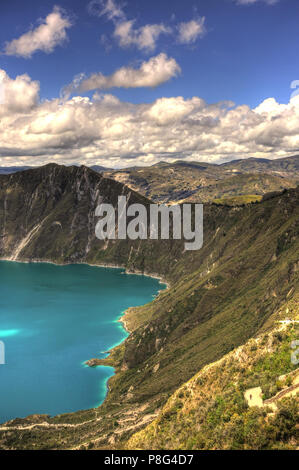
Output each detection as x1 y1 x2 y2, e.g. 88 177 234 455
0 0 299 167
1 0 298 106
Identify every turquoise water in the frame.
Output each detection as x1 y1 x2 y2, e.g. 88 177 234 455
0 261 163 424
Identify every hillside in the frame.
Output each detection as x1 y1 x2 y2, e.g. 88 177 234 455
0 164 298 450
126 305 299 450
221 155 299 177
103 156 299 204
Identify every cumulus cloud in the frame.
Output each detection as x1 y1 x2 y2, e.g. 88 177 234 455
88 0 170 51
177 18 206 44
67 54 181 94
114 20 171 52
3 6 72 58
0 69 40 113
145 97 203 125
1 68 299 168
88 0 205 51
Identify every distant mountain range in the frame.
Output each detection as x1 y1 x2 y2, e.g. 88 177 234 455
221 155 299 174
0 165 111 175
103 155 299 204
0 163 298 450
0 166 32 175
90 165 113 173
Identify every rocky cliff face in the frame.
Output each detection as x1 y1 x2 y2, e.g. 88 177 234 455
0 164 144 263
0 163 186 277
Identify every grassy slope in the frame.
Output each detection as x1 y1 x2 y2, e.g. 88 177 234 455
214 195 263 206
126 301 299 450
185 173 295 203
108 189 299 403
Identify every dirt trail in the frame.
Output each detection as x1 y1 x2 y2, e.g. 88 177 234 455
68 412 159 450
245 373 299 410
0 416 102 432
264 382 299 405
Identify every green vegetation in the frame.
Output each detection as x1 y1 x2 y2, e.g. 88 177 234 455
126 324 299 450
214 194 263 206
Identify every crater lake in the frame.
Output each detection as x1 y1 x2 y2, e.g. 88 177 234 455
0 261 164 423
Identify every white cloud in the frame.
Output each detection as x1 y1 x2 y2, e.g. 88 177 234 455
88 0 126 21
4 6 72 58
0 69 40 113
177 18 206 44
2 68 299 168
145 97 203 125
114 20 171 52
88 0 205 51
77 54 181 92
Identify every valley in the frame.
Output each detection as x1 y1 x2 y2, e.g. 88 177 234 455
0 162 297 450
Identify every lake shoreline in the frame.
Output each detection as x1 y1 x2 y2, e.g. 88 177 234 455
0 257 170 291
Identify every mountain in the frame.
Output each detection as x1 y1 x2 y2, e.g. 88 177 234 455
90 165 113 173
103 155 299 204
0 166 31 175
0 165 111 176
221 155 299 176
0 164 298 450
0 163 152 265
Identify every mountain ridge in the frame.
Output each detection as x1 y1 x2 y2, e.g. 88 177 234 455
103 155 299 204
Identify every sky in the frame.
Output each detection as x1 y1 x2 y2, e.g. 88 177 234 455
0 0 299 168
